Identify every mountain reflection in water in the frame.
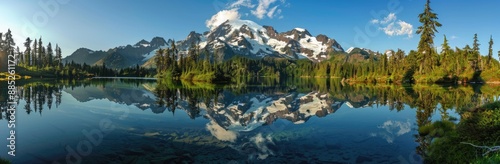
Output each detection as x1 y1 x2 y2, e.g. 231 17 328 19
1 78 499 163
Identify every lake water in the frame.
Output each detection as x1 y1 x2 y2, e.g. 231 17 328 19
0 79 497 163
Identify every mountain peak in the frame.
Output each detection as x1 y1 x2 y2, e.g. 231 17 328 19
150 37 167 47
294 28 306 32
291 28 311 35
134 39 150 47
186 31 202 43
67 19 348 70
225 19 266 32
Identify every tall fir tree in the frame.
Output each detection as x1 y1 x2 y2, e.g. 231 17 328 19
32 39 38 67
16 46 21 65
55 44 62 68
441 35 451 69
497 51 500 60
155 48 165 74
473 33 481 70
416 0 442 73
38 38 44 68
498 51 500 62
24 37 32 66
487 35 493 68
46 42 53 67
0 33 3 48
4 29 15 55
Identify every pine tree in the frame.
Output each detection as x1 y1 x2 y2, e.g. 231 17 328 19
38 38 44 68
498 51 500 62
441 35 451 69
32 39 38 67
3 29 15 56
395 49 405 72
171 39 178 62
416 0 442 73
46 42 53 67
487 35 493 68
55 44 62 68
155 48 165 74
16 46 21 65
381 53 388 75
41 46 46 67
463 44 478 70
453 47 462 74
24 38 32 66
473 34 481 70
0 33 3 48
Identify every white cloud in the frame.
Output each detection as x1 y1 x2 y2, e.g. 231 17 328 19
381 13 397 24
250 133 275 160
382 21 413 38
251 0 278 19
371 13 413 38
371 13 396 25
206 0 287 30
371 120 412 143
450 35 458 40
229 0 255 8
267 6 279 18
206 8 241 30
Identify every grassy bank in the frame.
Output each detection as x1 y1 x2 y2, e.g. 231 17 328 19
422 101 500 163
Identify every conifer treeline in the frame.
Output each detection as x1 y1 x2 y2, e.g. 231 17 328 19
153 0 500 84
153 31 500 84
0 29 153 78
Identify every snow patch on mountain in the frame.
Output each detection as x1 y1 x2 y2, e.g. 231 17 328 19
298 92 329 117
299 35 327 56
294 28 306 32
228 19 267 34
142 45 170 61
267 39 287 53
346 47 355 54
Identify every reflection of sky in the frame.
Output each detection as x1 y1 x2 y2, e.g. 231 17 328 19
249 133 275 160
431 103 461 123
206 119 238 142
1 91 112 162
0 88 206 163
371 119 412 143
0 82 465 163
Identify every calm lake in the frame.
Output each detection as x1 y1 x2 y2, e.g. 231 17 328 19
0 78 498 163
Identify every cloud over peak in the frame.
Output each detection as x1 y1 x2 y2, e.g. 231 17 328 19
206 8 241 30
206 0 287 30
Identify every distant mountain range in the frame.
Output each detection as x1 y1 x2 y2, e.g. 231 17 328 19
63 37 168 68
64 19 382 69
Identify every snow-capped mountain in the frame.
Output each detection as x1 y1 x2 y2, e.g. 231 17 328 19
346 47 377 55
200 90 341 132
341 47 381 63
170 19 344 62
66 19 345 69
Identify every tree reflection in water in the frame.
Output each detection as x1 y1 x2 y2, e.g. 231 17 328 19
1 78 499 162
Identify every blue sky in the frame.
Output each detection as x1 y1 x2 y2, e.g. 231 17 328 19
1 0 499 57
